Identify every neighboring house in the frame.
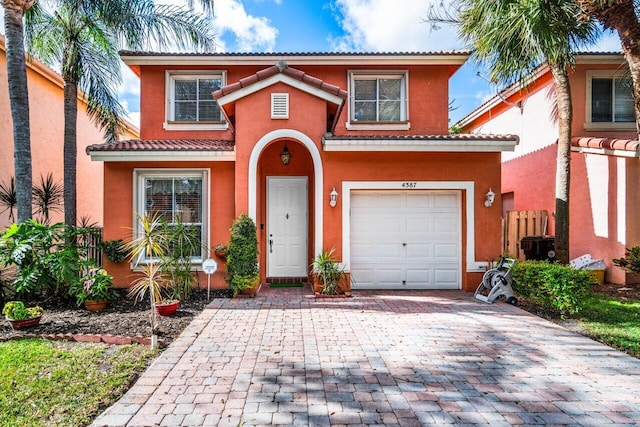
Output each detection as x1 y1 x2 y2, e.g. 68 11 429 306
457 53 639 285
0 35 138 230
88 50 518 291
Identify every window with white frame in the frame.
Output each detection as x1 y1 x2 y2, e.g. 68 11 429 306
135 170 208 261
167 72 225 128
349 72 408 123
586 70 635 128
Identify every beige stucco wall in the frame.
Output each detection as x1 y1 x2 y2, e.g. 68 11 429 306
0 36 138 229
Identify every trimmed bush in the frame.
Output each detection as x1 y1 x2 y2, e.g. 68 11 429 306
511 260 592 316
225 214 259 295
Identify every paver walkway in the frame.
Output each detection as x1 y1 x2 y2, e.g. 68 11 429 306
92 286 640 426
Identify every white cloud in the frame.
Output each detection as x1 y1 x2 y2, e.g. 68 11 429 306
589 31 623 52
330 0 461 52
212 0 278 52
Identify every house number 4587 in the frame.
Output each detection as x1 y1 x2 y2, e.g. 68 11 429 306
402 182 417 188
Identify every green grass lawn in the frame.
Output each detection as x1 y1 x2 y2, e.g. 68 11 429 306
0 339 156 427
577 294 640 358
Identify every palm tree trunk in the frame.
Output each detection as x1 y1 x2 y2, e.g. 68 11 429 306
579 0 640 138
3 1 33 223
63 81 77 229
551 64 572 264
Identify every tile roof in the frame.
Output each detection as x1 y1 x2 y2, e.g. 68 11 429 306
87 139 234 153
213 61 347 100
119 50 470 57
323 134 519 141
571 137 639 153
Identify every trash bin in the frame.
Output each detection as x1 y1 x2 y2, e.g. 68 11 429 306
520 236 556 261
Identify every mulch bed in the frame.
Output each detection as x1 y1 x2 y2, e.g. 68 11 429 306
0 289 232 345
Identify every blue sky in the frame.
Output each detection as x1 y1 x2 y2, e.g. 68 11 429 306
1 0 624 128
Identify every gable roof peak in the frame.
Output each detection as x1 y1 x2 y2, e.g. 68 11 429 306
275 60 288 72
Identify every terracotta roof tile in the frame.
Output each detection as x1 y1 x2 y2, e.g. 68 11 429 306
572 136 639 152
212 61 348 101
87 139 234 153
120 50 471 57
323 134 519 141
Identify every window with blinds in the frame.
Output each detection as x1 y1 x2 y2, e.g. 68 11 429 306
169 73 224 123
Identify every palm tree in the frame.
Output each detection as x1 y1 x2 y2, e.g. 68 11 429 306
430 0 598 263
25 0 216 229
2 0 34 223
579 0 640 138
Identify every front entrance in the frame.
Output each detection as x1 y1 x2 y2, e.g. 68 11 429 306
267 177 308 278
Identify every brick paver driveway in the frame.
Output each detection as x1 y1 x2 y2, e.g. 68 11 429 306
93 286 640 426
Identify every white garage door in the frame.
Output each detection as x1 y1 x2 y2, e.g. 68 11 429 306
350 190 461 290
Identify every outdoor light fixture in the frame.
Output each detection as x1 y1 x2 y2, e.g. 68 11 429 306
485 188 496 207
329 187 339 207
280 143 291 165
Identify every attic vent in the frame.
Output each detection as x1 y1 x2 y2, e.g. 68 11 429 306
271 93 289 119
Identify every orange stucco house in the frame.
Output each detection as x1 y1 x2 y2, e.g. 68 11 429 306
0 35 138 229
457 53 639 285
88 51 518 292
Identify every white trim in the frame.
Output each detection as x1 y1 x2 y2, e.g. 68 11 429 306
248 129 323 257
165 70 226 127
585 69 635 129
345 122 411 131
323 137 518 152
89 150 236 162
216 73 344 106
347 70 408 126
132 168 210 265
571 146 639 158
163 122 229 131
121 53 470 67
341 181 485 273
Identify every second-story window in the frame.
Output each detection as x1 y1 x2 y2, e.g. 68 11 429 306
165 72 227 130
591 77 634 123
349 72 408 124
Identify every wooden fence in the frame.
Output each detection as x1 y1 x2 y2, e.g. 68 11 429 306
502 210 549 260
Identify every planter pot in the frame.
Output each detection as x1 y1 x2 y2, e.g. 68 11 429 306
214 249 227 260
7 315 42 330
238 282 261 298
84 300 107 312
155 300 180 316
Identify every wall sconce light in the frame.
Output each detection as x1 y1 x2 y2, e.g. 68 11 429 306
484 188 496 207
329 187 339 207
280 143 291 165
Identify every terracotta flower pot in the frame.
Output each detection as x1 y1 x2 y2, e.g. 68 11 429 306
155 300 180 316
214 249 227 260
84 300 107 312
7 315 42 330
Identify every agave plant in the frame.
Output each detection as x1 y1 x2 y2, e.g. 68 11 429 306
0 177 17 223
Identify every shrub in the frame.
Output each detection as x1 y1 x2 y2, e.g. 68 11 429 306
511 260 592 316
100 239 127 263
2 301 43 320
0 220 83 298
613 246 640 276
226 214 259 295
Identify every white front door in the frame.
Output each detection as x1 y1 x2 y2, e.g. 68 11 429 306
267 177 308 277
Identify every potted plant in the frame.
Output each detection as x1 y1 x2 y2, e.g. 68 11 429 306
100 239 127 263
3 301 44 330
226 214 260 297
311 249 351 297
214 243 228 260
70 261 116 311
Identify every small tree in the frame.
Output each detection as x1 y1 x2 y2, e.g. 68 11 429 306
225 214 259 295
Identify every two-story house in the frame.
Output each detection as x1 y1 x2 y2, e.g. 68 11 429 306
88 51 518 292
457 53 639 284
